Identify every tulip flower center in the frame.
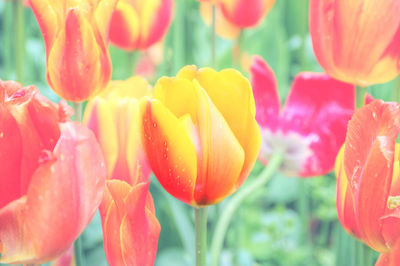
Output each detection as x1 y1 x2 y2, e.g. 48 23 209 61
259 129 314 176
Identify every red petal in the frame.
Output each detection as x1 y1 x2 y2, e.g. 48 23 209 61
376 239 400 266
102 180 131 266
344 100 400 252
0 105 23 209
24 122 106 261
250 56 280 130
121 182 160 266
280 72 355 176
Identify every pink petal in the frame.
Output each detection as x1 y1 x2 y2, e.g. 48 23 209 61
250 56 280 130
280 72 355 176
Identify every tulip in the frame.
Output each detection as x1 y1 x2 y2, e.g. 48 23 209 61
251 56 355 177
200 2 241 40
141 65 261 206
218 0 275 28
309 0 400 86
335 100 400 263
0 80 106 264
30 0 117 102
83 77 160 265
109 0 173 51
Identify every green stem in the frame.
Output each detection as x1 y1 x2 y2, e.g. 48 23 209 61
172 0 185 74
74 236 84 266
153 178 195 262
3 1 12 79
355 86 367 109
210 153 283 266
125 51 137 78
12 0 25 83
233 30 244 70
298 179 312 263
211 4 216 68
394 75 400 103
195 207 208 266
73 102 83 122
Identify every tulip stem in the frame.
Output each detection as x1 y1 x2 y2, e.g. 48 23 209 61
210 153 283 266
73 102 83 122
394 75 400 103
12 0 25 84
211 4 216 68
74 236 84 266
355 86 367 108
195 207 208 266
3 1 12 79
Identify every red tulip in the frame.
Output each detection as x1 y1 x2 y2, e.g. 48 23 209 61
251 56 355 177
30 0 117 102
336 100 400 263
219 0 275 28
109 0 173 51
84 77 160 265
309 0 400 86
0 80 106 264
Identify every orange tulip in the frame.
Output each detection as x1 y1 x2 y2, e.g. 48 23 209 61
218 0 275 28
310 0 400 86
0 80 106 264
109 0 173 51
141 65 261 206
336 100 400 263
30 0 117 102
84 77 160 265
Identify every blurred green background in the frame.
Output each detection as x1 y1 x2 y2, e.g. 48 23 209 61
0 0 396 265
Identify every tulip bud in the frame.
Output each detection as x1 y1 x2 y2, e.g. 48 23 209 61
30 0 117 102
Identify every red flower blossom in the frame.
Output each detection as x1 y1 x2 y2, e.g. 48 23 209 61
0 80 106 264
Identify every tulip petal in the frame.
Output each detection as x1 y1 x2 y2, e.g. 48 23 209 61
280 72 354 176
109 2 140 50
25 122 106 261
139 0 173 49
196 67 260 187
141 98 197 205
250 56 280 130
102 180 131 266
376 239 400 266
0 197 35 264
335 146 361 238
220 0 275 28
0 106 23 209
310 0 400 85
344 100 400 252
120 182 160 266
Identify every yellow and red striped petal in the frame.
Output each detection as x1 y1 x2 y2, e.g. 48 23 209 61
335 146 362 239
141 98 198 205
310 0 400 86
195 67 260 187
